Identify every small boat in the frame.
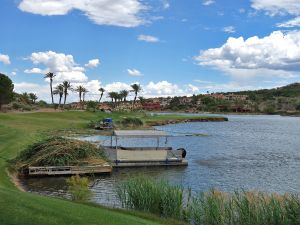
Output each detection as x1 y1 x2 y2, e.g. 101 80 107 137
102 130 188 167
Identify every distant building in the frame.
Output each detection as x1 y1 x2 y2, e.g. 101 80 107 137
142 102 161 111
224 94 248 101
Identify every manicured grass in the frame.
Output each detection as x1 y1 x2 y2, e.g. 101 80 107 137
0 111 208 225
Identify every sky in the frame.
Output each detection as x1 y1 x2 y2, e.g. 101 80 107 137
1 0 300 102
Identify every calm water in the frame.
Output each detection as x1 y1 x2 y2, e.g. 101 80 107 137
21 114 300 207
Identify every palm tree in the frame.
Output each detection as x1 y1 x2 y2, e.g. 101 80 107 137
82 87 88 102
45 72 56 104
108 92 118 107
120 90 129 102
62 81 71 107
98 88 105 102
53 84 64 108
131 83 142 106
75 85 84 103
29 93 38 104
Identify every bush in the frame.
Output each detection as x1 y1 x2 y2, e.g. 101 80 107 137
66 175 93 202
119 117 143 127
86 101 98 112
11 102 32 111
38 100 48 107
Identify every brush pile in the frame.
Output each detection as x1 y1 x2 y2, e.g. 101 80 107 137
15 136 106 168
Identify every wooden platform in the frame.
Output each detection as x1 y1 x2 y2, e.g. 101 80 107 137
28 163 112 176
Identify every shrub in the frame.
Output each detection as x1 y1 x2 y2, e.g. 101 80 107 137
38 100 48 107
119 117 143 127
66 175 93 202
86 101 98 112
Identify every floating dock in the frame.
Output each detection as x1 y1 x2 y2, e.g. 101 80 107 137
28 163 112 176
103 130 188 168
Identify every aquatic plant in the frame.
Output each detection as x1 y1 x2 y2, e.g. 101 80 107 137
66 175 93 202
117 176 186 220
117 177 300 224
14 136 106 167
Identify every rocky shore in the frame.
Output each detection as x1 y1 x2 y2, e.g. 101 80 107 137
147 117 228 126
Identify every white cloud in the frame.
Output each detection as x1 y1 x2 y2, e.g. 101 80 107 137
222 26 236 33
162 0 170 9
194 30 300 78
0 53 10 64
277 16 300 27
104 82 132 93
137 34 160 43
18 0 148 27
187 84 199 93
127 69 143 76
24 67 47 74
26 51 88 82
202 0 215 6
143 81 184 96
11 72 17 76
251 0 300 16
85 59 100 68
251 0 300 27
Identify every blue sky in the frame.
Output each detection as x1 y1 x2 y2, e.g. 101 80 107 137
1 0 300 102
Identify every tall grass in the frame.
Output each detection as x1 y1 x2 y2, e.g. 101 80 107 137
117 177 300 225
117 176 188 220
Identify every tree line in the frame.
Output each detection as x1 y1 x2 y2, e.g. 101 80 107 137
45 72 142 108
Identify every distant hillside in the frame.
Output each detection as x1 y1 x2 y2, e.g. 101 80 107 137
227 83 300 100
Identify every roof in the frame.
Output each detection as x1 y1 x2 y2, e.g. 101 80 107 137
113 130 168 138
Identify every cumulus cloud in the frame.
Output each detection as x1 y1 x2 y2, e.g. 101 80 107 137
202 0 215 6
143 81 184 96
85 59 100 68
104 82 132 93
18 0 147 27
194 30 300 78
251 0 300 27
127 69 143 76
222 26 236 33
251 0 300 16
137 34 160 43
24 67 47 74
26 51 88 82
277 17 300 27
0 53 10 64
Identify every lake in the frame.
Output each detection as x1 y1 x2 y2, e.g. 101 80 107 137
21 114 300 207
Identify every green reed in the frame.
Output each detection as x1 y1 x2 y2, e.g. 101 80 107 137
117 176 186 220
117 177 300 225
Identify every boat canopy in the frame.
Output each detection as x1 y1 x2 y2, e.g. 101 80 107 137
113 130 168 138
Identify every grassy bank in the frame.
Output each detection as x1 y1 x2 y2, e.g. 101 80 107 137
0 111 220 225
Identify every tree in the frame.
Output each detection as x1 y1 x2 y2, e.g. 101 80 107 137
131 83 142 106
98 88 105 102
108 92 118 107
82 87 88 102
75 85 84 103
63 81 71 107
20 92 31 104
45 72 56 104
0 73 14 109
53 84 64 108
120 90 129 102
29 93 38 104
138 96 146 105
